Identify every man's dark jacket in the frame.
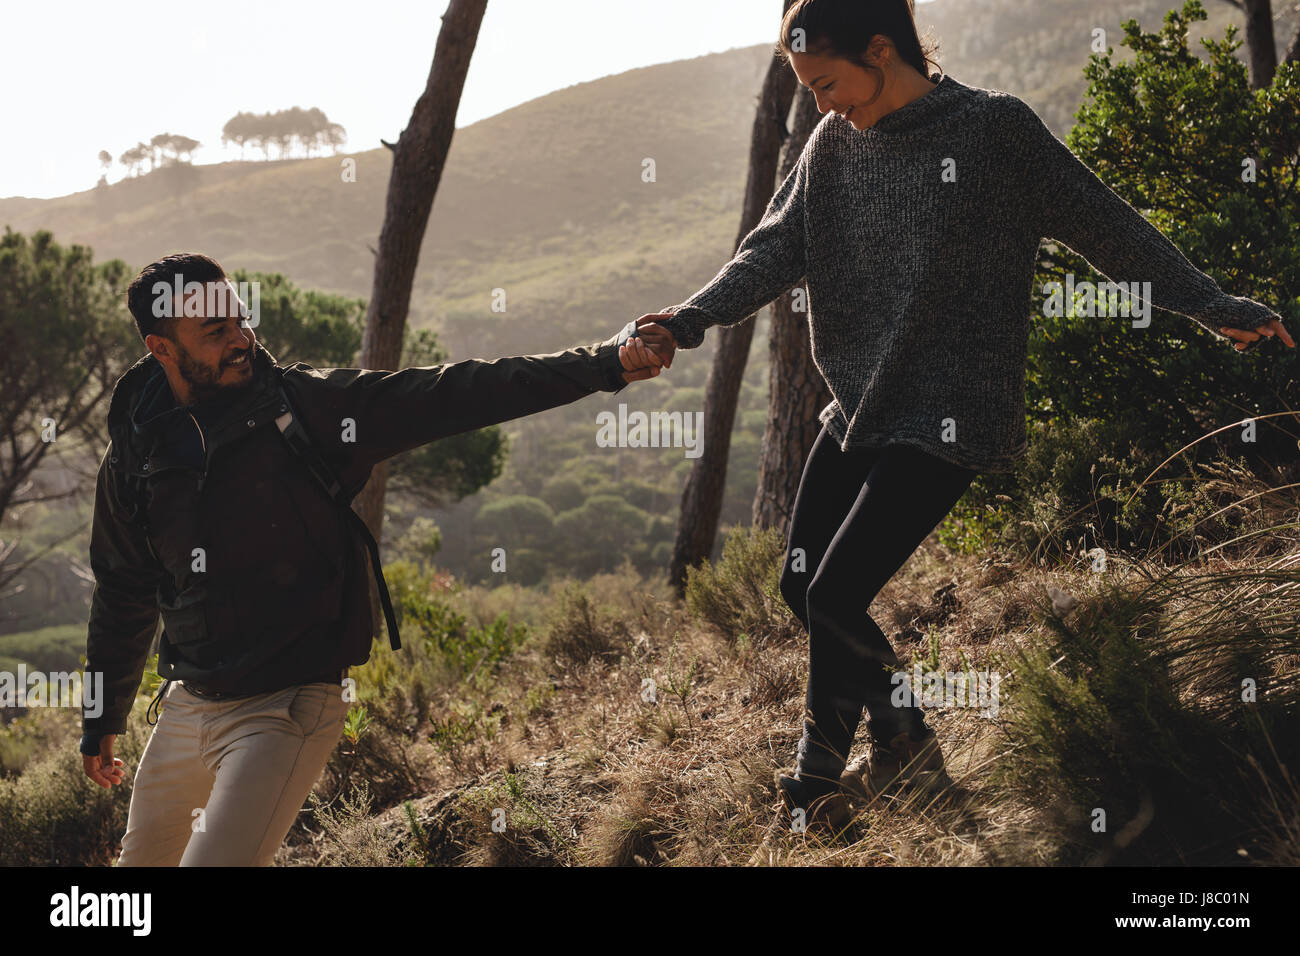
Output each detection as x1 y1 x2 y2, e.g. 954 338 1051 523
83 335 631 741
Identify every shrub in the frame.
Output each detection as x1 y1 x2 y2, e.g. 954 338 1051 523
990 559 1300 864
683 524 798 645
0 698 150 865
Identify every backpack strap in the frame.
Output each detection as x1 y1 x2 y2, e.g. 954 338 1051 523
273 380 402 652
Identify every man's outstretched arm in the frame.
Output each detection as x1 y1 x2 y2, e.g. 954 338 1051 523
285 318 666 475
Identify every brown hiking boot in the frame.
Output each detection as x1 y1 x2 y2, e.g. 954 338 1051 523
840 728 951 800
773 769 852 832
749 770 856 862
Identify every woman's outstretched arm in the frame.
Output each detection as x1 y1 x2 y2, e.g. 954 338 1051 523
1007 96 1291 351
655 145 811 350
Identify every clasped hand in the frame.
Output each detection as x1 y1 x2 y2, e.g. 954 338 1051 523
617 313 679 382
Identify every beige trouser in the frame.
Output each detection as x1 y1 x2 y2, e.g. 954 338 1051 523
116 679 349 866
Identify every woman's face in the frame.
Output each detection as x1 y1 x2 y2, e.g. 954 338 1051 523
789 48 886 131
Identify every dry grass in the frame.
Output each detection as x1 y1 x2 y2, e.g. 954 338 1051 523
283 461 1299 867
286 530 1119 866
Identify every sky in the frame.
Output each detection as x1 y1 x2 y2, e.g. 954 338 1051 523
0 0 938 200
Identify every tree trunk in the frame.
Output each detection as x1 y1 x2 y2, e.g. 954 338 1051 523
752 89 831 536
1286 6 1300 67
353 0 489 643
1242 0 1278 88
1218 0 1280 87
667 3 799 597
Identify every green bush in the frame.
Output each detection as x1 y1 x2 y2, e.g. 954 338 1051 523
1025 2 1298 475
449 615 529 683
0 694 152 865
0 702 80 776
553 495 655 578
386 559 469 649
683 524 799 645
384 559 529 684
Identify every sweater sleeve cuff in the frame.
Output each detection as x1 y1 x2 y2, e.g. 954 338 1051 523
655 307 708 350
1191 294 1284 335
79 732 106 756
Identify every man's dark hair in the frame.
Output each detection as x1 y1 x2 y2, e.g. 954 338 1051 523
126 252 227 343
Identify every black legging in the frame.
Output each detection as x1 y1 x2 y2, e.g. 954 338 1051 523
778 425 979 776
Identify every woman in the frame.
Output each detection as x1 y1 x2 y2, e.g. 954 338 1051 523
633 0 1294 826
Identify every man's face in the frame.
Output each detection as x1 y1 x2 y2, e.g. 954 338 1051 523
148 279 258 406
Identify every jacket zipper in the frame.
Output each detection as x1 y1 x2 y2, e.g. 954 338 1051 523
188 411 209 492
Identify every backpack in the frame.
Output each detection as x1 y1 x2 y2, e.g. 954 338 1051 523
113 372 402 656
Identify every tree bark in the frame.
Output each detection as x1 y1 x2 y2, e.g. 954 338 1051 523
1217 0 1279 87
353 0 489 642
667 3 799 597
1242 0 1278 88
752 89 831 536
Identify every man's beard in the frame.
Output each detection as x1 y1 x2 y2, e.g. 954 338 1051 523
175 342 257 406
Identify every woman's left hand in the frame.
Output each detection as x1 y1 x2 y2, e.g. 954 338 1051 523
1219 317 1295 351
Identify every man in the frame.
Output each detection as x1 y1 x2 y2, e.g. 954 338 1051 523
81 252 675 866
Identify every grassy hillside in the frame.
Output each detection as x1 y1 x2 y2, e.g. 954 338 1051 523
0 44 774 339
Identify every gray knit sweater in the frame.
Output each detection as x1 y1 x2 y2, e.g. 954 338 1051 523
656 72 1281 474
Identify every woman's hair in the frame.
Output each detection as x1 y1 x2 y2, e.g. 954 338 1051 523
777 0 941 87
